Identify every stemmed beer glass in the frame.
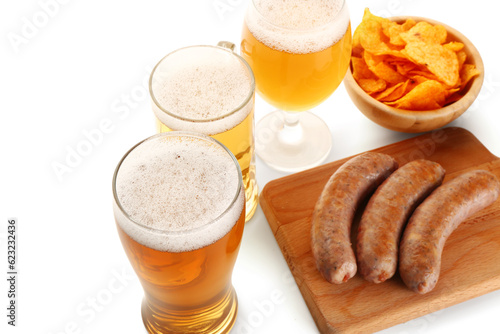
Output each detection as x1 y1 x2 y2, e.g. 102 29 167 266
241 0 352 171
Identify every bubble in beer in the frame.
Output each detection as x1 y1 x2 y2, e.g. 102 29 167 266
150 47 254 135
246 0 350 54
114 134 244 252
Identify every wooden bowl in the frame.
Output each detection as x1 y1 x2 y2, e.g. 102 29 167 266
344 16 484 133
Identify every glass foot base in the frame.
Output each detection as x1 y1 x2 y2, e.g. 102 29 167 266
141 287 238 334
255 111 332 172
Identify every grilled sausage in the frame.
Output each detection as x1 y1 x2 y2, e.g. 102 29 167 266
357 159 446 283
399 170 500 294
311 152 398 284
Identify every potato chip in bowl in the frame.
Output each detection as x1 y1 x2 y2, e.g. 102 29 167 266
344 9 484 133
350 9 480 111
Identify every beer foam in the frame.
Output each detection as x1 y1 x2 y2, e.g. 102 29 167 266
114 133 244 252
245 0 350 54
151 46 254 135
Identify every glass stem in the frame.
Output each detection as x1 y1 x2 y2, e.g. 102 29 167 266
279 110 304 145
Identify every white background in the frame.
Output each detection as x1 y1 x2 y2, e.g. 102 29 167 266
1 0 500 333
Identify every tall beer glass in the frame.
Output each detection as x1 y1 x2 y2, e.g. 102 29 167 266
112 132 245 334
149 44 258 222
241 0 352 171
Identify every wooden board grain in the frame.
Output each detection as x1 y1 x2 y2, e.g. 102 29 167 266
259 127 500 333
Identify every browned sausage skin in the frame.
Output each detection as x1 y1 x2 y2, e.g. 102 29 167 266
399 170 500 294
357 160 446 283
311 152 398 284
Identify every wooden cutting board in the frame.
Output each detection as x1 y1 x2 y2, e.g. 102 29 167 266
259 127 500 333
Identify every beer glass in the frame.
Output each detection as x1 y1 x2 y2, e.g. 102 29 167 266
149 43 258 222
112 132 245 334
241 0 352 171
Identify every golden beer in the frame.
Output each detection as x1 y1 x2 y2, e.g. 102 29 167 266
241 0 352 112
241 25 351 112
150 45 258 222
112 132 245 334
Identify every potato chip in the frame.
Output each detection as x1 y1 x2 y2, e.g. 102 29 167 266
361 7 390 25
358 78 387 94
356 9 405 57
410 74 436 85
363 52 406 84
444 41 464 52
395 62 418 75
460 64 481 88
399 21 447 45
407 69 439 82
374 81 408 102
358 20 392 55
351 9 481 110
352 9 386 57
382 18 416 46
351 56 376 81
401 18 418 31
457 50 467 69
387 80 446 110
402 41 459 87
371 60 406 84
